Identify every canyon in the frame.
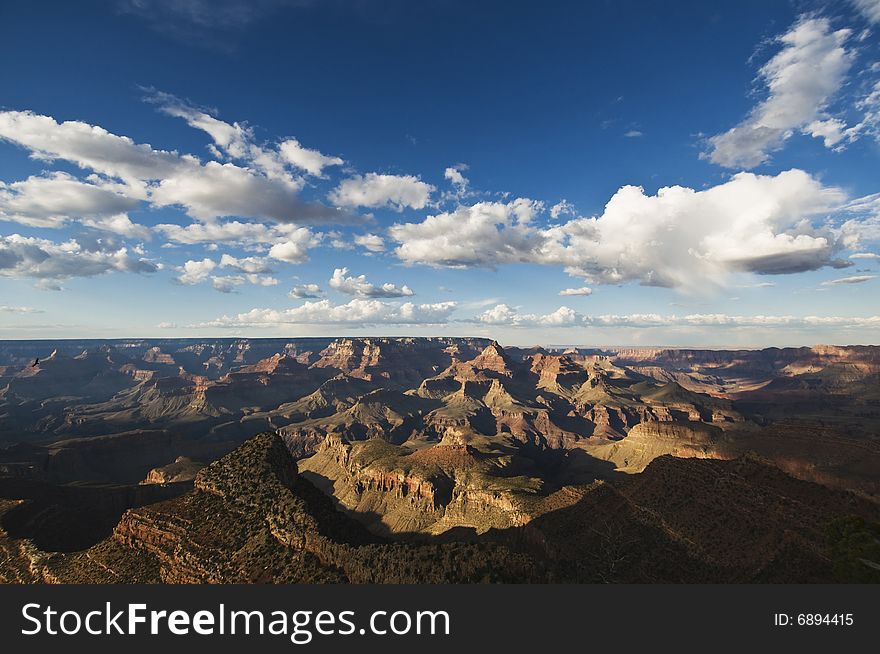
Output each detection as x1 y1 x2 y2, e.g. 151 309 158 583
0 337 878 582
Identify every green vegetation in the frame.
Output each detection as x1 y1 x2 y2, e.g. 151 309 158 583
826 516 880 583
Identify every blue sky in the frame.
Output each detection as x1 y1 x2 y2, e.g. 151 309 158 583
1 0 879 346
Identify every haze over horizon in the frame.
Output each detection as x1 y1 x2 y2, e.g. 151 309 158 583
2 0 880 347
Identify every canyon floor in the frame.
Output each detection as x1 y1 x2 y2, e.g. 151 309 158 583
1 337 878 582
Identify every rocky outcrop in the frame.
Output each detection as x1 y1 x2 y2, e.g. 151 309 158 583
298 433 539 535
141 457 204 484
310 337 491 385
583 421 722 472
4 432 878 583
13 432 539 583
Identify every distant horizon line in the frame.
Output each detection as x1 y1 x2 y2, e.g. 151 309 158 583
0 336 877 351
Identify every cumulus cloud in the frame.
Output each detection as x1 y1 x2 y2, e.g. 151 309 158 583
267 228 322 263
391 170 848 290
148 159 343 223
849 252 880 259
801 80 880 150
0 109 353 225
0 172 142 230
211 274 279 293
549 199 577 220
157 220 282 245
203 298 456 327
390 198 542 268
474 304 581 327
176 257 277 291
156 221 321 263
443 164 471 201
559 286 593 296
289 283 324 299
176 258 216 285
329 173 435 211
444 166 467 187
0 233 157 285
706 17 853 168
80 214 151 239
353 233 386 253
0 109 183 181
469 304 880 329
218 253 273 273
328 267 414 298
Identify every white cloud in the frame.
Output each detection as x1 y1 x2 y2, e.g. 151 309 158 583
118 0 291 36
0 110 184 181
0 233 157 285
802 80 880 150
150 91 343 179
840 192 880 248
475 304 581 327
706 17 853 168
391 170 848 290
442 164 471 201
587 313 880 328
849 252 880 259
156 321 177 329
211 274 278 293
804 117 848 148
821 274 876 285
0 172 141 229
0 171 149 238
848 81 880 143
559 286 593 296
203 298 456 327
326 230 354 250
156 220 277 245
80 214 151 239
353 233 386 252
150 93 261 161
0 109 352 226
211 276 243 293
148 159 337 223
176 257 278 291
0 305 42 314
444 166 467 188
852 0 880 24
155 221 321 262
390 198 542 268
470 305 880 329
329 173 435 211
278 138 344 177
289 283 324 299
624 130 643 138
218 253 273 273
585 313 880 328
328 267 414 298
176 258 216 285
549 199 576 220
267 228 322 263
